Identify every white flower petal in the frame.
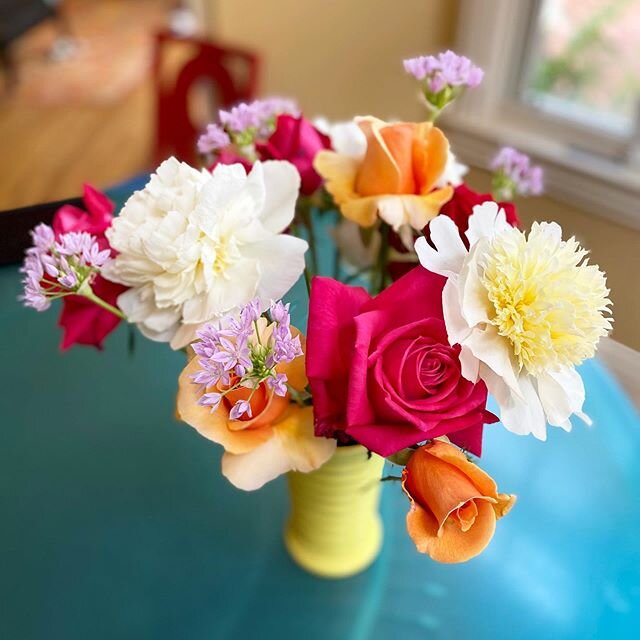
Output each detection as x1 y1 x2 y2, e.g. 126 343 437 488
434 150 468 188
487 369 547 440
249 235 308 307
377 196 406 231
442 278 471 346
255 160 301 233
313 118 366 158
537 367 589 428
415 215 466 278
458 241 493 327
465 201 509 247
463 325 522 398
221 409 336 490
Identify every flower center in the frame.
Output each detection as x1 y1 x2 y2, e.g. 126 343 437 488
211 235 241 276
480 225 612 374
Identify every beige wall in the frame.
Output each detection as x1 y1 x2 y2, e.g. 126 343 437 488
210 0 639 350
212 0 458 120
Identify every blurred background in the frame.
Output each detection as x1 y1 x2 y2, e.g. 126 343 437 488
1 0 638 352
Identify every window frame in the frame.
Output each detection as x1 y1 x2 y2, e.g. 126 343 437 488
443 0 640 230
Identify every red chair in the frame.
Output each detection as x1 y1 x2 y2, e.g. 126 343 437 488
152 31 260 166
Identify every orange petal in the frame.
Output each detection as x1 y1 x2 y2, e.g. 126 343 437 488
176 356 273 454
412 123 450 193
313 150 360 206
404 446 485 529
405 490 497 563
426 440 516 520
355 117 416 196
278 328 308 392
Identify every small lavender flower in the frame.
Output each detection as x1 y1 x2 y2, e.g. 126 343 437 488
404 51 483 117
219 97 298 139
491 147 544 199
404 51 483 89
229 399 252 420
190 297 304 419
266 372 288 397
19 224 113 311
197 123 231 155
31 223 55 251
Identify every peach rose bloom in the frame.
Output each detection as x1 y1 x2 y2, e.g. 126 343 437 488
314 116 453 233
177 329 335 490
402 440 515 563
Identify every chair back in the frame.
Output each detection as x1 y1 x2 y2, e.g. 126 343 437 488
153 31 259 165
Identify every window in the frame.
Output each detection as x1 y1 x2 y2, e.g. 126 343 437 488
522 0 639 140
445 0 640 228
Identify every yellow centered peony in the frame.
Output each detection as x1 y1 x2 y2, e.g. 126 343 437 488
480 223 612 375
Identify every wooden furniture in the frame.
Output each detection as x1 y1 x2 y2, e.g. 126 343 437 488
152 31 259 166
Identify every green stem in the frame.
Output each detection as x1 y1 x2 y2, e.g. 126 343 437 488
374 224 390 295
305 210 319 277
83 290 126 320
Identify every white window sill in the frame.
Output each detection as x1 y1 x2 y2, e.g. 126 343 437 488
442 111 640 231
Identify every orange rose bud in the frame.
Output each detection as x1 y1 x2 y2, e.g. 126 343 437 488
401 440 515 563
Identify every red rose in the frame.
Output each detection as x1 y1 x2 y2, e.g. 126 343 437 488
52 184 127 351
306 267 497 457
388 184 520 281
435 184 519 246
256 114 331 195
208 148 253 174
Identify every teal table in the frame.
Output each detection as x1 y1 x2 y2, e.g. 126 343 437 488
2 186 640 639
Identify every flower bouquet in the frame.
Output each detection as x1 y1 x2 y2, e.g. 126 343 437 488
21 51 612 578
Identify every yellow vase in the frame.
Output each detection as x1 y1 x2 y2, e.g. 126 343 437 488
284 445 386 579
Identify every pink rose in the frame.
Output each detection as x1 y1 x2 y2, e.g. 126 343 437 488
52 184 114 243
306 267 497 456
52 184 126 351
256 114 331 195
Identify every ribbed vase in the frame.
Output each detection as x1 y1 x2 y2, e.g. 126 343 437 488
284 445 385 578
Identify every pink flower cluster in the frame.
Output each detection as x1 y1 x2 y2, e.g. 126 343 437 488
491 146 544 197
197 97 299 153
21 224 110 312
403 50 484 92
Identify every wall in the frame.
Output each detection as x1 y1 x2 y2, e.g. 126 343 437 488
212 0 458 120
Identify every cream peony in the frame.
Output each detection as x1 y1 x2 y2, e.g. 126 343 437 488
415 202 612 440
103 157 308 349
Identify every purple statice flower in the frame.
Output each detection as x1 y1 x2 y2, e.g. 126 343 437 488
491 147 544 197
19 225 109 311
219 97 298 138
197 123 231 155
404 51 484 92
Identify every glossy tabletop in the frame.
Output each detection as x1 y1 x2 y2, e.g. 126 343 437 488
2 190 639 639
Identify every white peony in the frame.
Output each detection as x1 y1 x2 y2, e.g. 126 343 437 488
415 202 611 440
103 157 308 349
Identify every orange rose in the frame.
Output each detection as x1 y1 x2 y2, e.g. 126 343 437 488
176 328 335 490
402 440 515 563
314 116 453 232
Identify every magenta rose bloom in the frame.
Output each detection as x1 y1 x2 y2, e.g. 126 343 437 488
52 184 127 350
306 267 497 456
256 114 331 195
